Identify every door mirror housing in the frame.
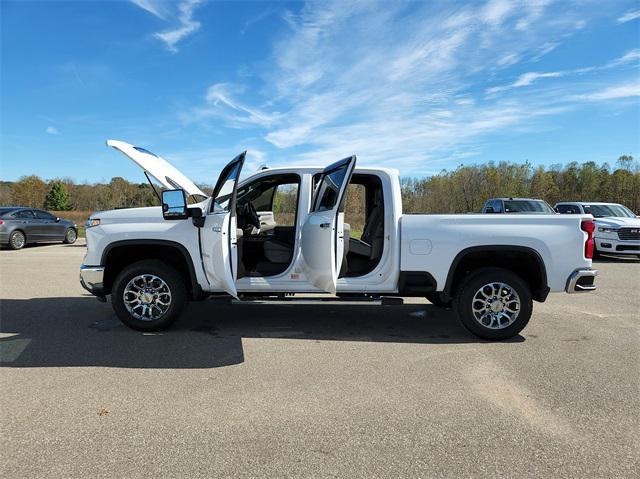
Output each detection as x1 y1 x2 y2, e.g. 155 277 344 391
162 189 188 220
55 217 61 222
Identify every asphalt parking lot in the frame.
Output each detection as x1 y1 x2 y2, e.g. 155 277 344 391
1 242 638 478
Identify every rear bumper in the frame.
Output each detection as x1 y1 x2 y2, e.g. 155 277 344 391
80 264 105 297
565 268 598 293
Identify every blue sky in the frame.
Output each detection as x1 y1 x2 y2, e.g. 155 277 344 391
1 0 639 184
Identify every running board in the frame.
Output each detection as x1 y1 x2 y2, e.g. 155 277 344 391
207 295 404 306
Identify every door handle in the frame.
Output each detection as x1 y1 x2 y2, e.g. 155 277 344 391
319 223 331 229
212 226 222 233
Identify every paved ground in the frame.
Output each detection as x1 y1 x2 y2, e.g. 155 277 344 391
0 242 638 478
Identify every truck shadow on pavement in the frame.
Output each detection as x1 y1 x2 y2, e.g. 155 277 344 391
0 296 523 369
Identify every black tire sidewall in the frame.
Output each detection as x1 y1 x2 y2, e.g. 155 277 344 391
9 231 25 250
111 260 187 331
64 228 77 244
455 268 533 340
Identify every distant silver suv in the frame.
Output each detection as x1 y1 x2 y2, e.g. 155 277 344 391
481 197 556 214
0 207 78 250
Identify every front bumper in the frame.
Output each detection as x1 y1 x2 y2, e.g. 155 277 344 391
565 268 598 293
80 264 105 297
595 238 640 255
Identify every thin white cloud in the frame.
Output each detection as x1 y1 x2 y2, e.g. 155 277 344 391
573 82 640 101
618 9 640 23
131 0 203 53
131 0 169 19
487 71 563 94
46 126 60 135
481 0 514 26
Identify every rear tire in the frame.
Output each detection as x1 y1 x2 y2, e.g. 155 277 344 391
111 260 187 332
9 230 26 250
454 268 532 340
63 228 77 244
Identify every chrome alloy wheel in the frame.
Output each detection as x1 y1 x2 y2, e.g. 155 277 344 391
11 231 25 249
66 229 77 243
471 282 520 330
123 274 172 321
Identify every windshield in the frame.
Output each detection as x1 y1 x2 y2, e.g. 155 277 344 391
583 204 635 218
503 200 554 213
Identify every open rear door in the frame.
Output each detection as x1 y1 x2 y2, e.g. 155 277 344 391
301 156 356 293
201 152 246 298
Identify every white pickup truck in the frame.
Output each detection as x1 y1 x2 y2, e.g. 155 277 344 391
80 140 598 340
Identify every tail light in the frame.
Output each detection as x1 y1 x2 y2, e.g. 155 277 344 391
581 219 595 259
0 220 4 225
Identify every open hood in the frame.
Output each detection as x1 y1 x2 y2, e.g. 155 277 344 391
106 139 206 198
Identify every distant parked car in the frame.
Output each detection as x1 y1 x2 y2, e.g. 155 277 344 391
0 207 78 250
481 197 556 214
554 202 640 258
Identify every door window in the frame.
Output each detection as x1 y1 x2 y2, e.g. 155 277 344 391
13 210 35 219
34 210 56 220
273 183 299 227
211 161 242 213
343 184 366 239
313 162 350 212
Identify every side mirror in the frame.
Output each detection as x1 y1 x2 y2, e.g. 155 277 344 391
55 217 61 222
485 207 495 214
161 189 188 220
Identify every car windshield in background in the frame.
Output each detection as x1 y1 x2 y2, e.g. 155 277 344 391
584 204 635 218
503 200 554 213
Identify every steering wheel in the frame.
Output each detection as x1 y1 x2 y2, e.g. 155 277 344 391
244 202 261 231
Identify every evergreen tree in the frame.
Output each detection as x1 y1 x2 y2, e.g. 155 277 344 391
44 181 72 211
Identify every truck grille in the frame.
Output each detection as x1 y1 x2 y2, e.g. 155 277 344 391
617 228 640 241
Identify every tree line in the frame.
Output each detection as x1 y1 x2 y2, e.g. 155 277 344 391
1 155 638 214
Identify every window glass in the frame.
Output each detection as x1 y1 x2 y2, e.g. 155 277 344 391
343 184 366 239
34 210 56 220
212 162 241 212
13 210 35 219
583 204 634 218
273 184 299 227
557 205 580 214
493 200 503 213
503 200 554 213
314 163 349 212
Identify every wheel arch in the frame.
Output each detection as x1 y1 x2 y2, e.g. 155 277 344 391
101 240 202 299
442 245 549 302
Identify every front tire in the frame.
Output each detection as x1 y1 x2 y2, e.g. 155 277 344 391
63 228 77 244
9 230 26 250
111 260 187 331
454 268 532 340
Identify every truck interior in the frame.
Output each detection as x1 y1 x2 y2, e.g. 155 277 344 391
233 172 385 279
340 174 385 277
235 173 301 278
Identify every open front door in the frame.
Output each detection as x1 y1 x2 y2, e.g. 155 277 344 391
301 156 357 294
201 152 246 297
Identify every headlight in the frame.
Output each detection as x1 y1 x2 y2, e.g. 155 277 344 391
598 227 618 233
86 218 101 228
